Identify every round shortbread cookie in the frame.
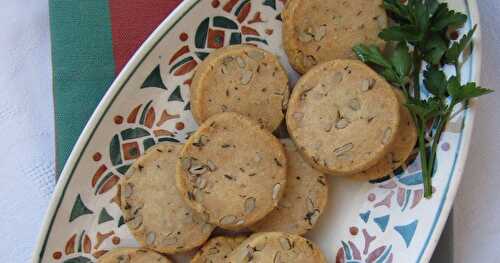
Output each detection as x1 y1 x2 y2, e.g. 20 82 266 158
191 44 289 131
228 232 327 263
119 143 214 254
176 112 287 230
97 248 171 263
282 0 387 74
286 59 401 176
191 236 247 263
352 89 417 180
250 139 328 235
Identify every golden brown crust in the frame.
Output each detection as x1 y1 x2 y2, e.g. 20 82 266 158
228 232 327 263
176 112 287 230
97 247 171 263
351 89 417 180
191 45 289 131
286 60 401 176
191 236 247 263
250 139 328 235
119 143 213 254
282 0 387 74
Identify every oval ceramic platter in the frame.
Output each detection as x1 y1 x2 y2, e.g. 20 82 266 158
34 0 480 262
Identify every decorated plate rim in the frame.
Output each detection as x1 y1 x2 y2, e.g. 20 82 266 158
33 0 481 262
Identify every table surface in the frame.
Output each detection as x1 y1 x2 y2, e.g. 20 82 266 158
1 1 499 262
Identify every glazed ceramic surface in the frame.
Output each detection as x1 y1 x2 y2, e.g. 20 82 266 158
33 0 481 262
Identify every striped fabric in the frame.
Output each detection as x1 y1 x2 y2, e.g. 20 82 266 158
50 0 182 174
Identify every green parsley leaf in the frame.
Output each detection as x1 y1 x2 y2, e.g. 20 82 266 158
430 3 467 31
425 0 440 16
444 25 477 64
352 44 392 68
422 33 448 65
389 42 412 78
379 25 424 42
413 1 430 32
383 0 411 23
406 96 446 121
423 65 447 97
447 76 493 103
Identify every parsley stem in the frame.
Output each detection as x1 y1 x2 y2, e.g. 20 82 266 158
455 61 461 82
427 108 452 186
417 119 432 198
413 50 422 100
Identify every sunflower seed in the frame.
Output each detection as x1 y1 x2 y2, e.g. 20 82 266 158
273 251 282 263
335 143 353 156
195 177 207 189
255 241 266 251
332 71 343 84
220 215 237 225
272 183 281 200
181 157 192 170
304 55 317 68
298 31 313 42
306 197 315 213
309 210 320 225
202 223 213 234
236 219 245 225
361 78 375 91
193 188 203 201
240 70 253 85
123 183 133 198
293 112 304 121
189 163 208 175
236 57 246 68
207 247 220 255
314 25 327 41
279 237 292 250
322 121 334 132
223 56 234 64
206 160 217 171
335 118 349 129
248 50 265 61
348 98 361 111
244 197 256 213
162 235 178 246
117 255 130 263
128 215 143 229
146 231 156 245
382 127 392 145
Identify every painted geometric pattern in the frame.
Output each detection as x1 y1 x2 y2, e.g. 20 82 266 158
39 0 472 262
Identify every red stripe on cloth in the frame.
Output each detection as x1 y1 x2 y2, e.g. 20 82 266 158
109 0 182 74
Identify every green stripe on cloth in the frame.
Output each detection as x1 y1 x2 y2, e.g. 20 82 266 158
50 0 116 176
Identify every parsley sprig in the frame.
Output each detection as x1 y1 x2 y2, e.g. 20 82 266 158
353 0 492 198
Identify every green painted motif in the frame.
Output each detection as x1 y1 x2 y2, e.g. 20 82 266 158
118 216 125 228
169 56 195 74
94 172 113 195
263 0 277 10
98 208 114 224
195 51 210 60
195 18 210 48
168 86 184 102
109 135 122 166
214 16 238 29
77 231 85 252
141 65 166 90
139 100 153 125
235 0 251 16
69 195 93 222
120 128 151 140
143 138 156 151
63 256 92 263
116 165 130 175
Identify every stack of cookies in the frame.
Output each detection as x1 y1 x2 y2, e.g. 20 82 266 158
99 0 417 262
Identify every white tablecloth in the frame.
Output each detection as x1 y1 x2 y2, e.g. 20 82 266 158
1 1 499 262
